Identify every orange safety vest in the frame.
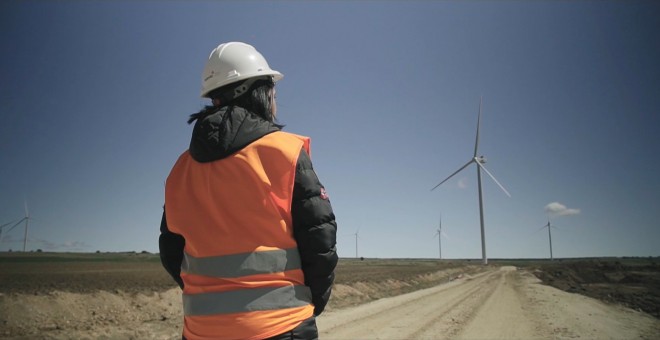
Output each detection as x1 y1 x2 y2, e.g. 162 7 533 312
165 131 314 340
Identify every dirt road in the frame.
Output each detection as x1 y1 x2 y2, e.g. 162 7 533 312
317 266 660 340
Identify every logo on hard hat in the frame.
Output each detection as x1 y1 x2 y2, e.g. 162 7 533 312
204 70 215 82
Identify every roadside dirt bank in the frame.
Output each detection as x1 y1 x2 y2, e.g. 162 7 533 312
0 265 484 339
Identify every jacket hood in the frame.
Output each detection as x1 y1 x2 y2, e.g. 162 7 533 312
189 106 281 162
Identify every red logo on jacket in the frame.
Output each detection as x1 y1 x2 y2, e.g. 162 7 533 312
320 187 329 200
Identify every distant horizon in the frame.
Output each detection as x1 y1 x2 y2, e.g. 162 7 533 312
1 250 657 262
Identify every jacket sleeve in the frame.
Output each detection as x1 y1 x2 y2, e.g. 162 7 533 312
291 148 338 316
158 210 185 289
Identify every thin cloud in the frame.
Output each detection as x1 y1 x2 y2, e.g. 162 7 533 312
38 239 90 251
0 234 19 244
1 236 90 251
457 177 468 189
544 202 580 217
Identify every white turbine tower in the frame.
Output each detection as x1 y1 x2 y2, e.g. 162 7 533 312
23 201 30 252
353 229 360 259
538 220 557 261
431 97 510 265
433 214 444 259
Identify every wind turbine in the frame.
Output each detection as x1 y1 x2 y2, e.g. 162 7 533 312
433 214 445 259
431 97 510 265
0 201 31 251
538 220 557 260
351 229 361 259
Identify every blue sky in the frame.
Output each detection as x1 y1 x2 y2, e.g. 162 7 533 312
1 1 659 259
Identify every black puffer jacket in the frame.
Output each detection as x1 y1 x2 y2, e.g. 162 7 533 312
159 106 338 316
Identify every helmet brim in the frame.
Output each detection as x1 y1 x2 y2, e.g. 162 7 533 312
201 70 283 98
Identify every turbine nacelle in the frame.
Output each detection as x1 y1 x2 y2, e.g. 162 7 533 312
475 156 487 164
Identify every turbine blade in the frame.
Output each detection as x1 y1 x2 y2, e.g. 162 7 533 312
431 159 474 191
474 96 482 158
475 162 511 197
1 219 20 229
24 200 29 217
6 218 27 234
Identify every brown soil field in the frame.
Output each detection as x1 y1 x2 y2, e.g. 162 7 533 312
0 252 658 339
524 258 660 318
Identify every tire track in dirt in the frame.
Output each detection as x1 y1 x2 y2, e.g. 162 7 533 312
318 268 501 339
453 266 547 339
407 271 500 339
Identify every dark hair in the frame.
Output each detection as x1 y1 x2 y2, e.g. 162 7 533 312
188 77 276 125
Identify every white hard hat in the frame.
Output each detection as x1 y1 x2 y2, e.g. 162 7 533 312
201 42 283 98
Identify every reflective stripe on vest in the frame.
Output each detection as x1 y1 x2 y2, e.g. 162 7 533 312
182 247 302 278
183 285 312 316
